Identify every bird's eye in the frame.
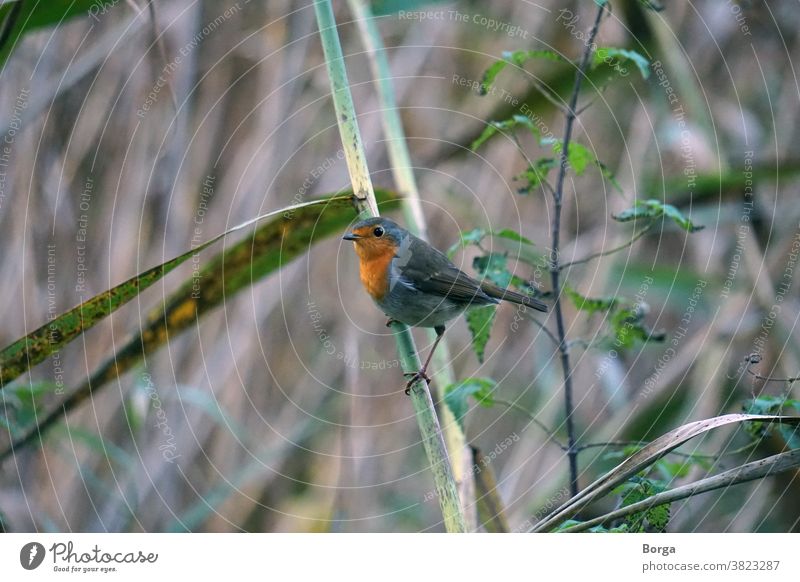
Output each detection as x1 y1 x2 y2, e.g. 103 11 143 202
373 226 385 238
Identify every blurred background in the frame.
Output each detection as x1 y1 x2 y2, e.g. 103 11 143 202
0 0 799 532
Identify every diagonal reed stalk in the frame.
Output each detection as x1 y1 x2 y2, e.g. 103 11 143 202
313 0 466 532
346 0 476 529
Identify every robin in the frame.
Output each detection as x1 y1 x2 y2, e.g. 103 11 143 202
343 217 547 392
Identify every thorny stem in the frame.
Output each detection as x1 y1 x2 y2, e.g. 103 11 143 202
549 3 606 499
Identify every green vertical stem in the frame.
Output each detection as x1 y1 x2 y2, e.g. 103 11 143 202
313 0 466 533
347 0 476 530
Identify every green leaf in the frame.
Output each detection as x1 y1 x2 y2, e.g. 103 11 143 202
613 199 704 232
480 49 563 94
447 228 532 258
0 191 399 392
492 229 533 246
549 140 592 175
1 189 402 456
564 288 664 350
465 306 497 364
1 381 53 434
51 425 133 468
594 47 651 80
564 287 619 315
473 254 513 289
618 477 670 532
596 160 623 194
447 228 487 258
609 304 665 349
553 519 584 532
566 142 592 175
0 1 112 65
744 396 800 447
471 115 540 150
515 158 557 193
444 377 497 430
662 203 704 232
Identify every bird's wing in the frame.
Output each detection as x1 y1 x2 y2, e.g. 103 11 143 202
395 237 498 305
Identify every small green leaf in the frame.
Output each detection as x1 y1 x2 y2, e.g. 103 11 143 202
594 47 651 80
566 143 591 175
473 254 512 289
549 141 592 175
492 229 534 246
471 115 540 150
564 288 664 350
613 199 704 232
480 49 564 94
609 304 665 349
444 377 497 430
448 228 533 258
662 203 704 232
553 519 584 531
479 60 510 95
447 228 487 258
465 306 497 364
618 477 670 532
744 396 800 447
0 1 113 65
515 158 557 193
564 287 619 315
596 160 623 194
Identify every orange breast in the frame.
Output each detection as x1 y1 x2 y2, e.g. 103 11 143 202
358 252 393 300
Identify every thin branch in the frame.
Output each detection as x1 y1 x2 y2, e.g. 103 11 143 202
561 449 800 533
745 353 800 385
548 1 606 498
560 222 654 270
524 313 561 348
493 398 566 450
527 76 569 116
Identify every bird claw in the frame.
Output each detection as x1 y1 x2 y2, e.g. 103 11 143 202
385 318 399 328
404 370 431 395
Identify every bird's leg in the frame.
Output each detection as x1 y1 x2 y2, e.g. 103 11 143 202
404 325 445 395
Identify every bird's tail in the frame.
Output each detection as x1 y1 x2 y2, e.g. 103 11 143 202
480 283 548 312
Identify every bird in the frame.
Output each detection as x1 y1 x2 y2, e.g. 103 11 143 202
343 216 548 393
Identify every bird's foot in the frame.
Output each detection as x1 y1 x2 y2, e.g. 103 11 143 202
404 369 431 395
385 318 400 328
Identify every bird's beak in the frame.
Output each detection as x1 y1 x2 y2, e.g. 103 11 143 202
343 232 362 241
